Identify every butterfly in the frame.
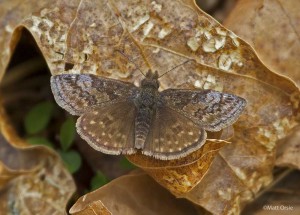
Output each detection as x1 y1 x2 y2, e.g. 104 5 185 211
50 70 246 160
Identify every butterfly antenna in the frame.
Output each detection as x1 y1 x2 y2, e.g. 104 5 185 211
115 50 146 77
159 59 194 78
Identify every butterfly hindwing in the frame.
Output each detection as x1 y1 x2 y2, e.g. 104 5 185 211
143 106 207 160
161 89 246 132
76 101 137 155
51 74 139 115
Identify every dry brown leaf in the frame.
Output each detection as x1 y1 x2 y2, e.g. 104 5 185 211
224 0 300 86
0 99 75 214
127 139 229 195
241 170 300 215
275 125 300 169
224 0 300 173
0 0 299 214
69 171 198 215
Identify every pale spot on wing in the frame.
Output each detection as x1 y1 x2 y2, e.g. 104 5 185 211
83 126 87 130
169 149 173 152
154 139 159 143
94 111 99 115
89 132 95 137
188 131 193 135
175 141 179 145
101 132 105 136
90 120 96 124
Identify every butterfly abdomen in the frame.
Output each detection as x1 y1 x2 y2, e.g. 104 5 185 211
134 108 153 149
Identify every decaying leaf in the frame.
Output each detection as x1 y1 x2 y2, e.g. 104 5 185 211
276 125 300 169
127 139 229 195
224 0 300 86
242 170 300 215
69 171 198 215
224 0 300 171
0 0 299 214
0 99 75 214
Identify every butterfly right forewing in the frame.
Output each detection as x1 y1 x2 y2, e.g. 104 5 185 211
51 74 139 115
161 89 246 132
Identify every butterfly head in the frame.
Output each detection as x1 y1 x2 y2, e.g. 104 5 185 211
141 70 159 90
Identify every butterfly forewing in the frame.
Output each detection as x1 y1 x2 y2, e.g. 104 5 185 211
143 106 207 160
161 89 246 132
76 101 136 155
51 74 139 115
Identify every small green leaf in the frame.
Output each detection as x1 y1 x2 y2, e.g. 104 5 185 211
90 171 108 190
119 157 136 170
60 117 76 151
24 101 54 134
59 150 82 174
27 136 54 148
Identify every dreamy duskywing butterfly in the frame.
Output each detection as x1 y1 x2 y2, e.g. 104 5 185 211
51 70 246 160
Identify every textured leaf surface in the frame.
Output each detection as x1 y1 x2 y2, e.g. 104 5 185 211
224 0 300 86
0 0 299 214
224 0 300 173
69 171 198 215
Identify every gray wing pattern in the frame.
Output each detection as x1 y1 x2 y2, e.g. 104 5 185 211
161 89 246 132
51 74 139 115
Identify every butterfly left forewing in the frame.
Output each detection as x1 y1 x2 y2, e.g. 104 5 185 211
143 106 207 160
161 89 246 132
51 74 138 115
76 101 136 155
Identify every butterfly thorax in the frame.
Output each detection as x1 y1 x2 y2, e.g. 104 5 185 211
134 70 160 149
134 70 160 109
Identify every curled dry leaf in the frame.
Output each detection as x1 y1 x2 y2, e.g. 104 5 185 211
224 0 300 171
0 0 299 214
0 100 75 213
224 0 300 86
127 139 229 195
69 171 198 215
